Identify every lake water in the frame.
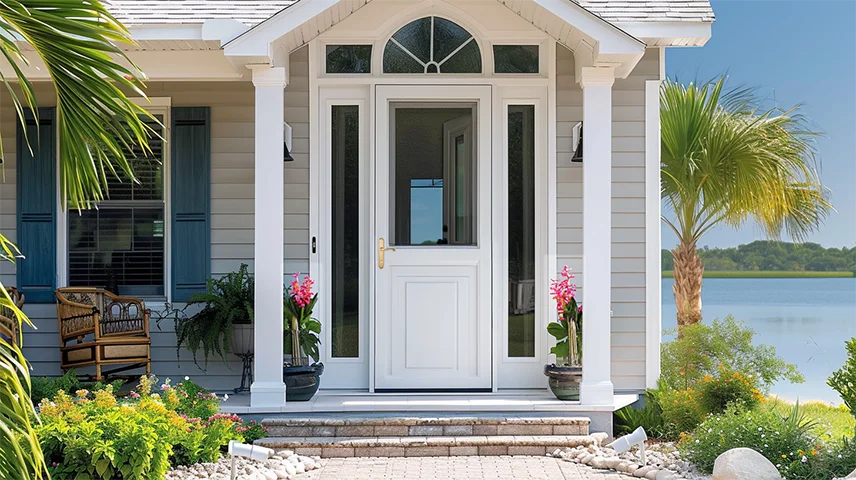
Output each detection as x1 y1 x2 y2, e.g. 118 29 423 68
661 277 856 404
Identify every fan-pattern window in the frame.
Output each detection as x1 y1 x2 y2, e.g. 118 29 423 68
383 17 482 74
68 115 166 296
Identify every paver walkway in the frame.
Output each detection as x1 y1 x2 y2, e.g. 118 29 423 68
302 456 634 479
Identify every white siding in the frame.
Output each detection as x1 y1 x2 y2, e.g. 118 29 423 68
556 46 659 391
0 47 310 392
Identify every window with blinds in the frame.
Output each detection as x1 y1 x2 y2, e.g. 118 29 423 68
68 116 166 296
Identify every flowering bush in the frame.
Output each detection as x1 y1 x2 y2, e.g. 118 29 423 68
659 387 707 437
698 367 765 414
38 376 245 479
283 272 321 365
680 403 817 475
237 419 269 443
546 266 582 365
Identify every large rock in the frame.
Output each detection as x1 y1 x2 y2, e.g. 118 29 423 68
712 448 782 480
846 466 856 478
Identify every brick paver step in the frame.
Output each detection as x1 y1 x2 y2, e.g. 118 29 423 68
256 434 597 457
263 415 590 437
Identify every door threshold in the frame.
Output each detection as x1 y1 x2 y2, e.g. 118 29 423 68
375 388 492 394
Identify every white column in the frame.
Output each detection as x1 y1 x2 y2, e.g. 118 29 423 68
250 65 287 408
645 77 663 389
580 67 615 406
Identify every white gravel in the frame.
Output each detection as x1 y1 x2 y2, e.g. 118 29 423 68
166 450 321 480
550 439 712 480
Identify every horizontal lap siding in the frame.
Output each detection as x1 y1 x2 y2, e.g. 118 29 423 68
556 46 658 392
0 47 311 392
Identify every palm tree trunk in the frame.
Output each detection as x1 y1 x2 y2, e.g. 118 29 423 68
672 240 704 335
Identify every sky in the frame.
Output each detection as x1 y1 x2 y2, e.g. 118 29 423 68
664 0 856 249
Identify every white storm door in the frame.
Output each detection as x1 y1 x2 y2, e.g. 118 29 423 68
374 85 492 390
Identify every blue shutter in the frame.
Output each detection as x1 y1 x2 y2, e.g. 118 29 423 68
16 108 57 303
171 107 211 302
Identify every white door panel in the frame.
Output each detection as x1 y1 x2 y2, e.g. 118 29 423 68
374 85 492 390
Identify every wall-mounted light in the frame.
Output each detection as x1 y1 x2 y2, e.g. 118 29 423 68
571 121 583 163
283 122 294 162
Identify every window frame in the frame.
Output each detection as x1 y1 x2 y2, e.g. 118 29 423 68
61 98 172 301
492 44 541 75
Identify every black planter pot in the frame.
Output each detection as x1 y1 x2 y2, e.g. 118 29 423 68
543 364 582 401
283 363 324 402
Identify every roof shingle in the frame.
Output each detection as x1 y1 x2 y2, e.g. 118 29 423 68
105 0 713 26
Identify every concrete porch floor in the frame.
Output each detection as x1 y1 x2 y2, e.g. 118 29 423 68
220 390 637 415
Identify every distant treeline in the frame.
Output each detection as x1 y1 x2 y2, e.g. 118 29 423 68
662 240 856 273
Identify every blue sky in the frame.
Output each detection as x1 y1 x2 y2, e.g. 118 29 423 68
664 0 856 249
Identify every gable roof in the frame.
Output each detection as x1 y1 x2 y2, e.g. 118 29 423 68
106 0 713 26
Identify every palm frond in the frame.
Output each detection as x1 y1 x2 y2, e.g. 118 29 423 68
660 76 832 246
0 287 45 479
0 0 156 210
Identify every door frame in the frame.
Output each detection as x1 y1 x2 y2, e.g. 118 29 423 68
373 84 493 391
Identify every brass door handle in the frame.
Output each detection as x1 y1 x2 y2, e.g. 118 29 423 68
378 238 395 269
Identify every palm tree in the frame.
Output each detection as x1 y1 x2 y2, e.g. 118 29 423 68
661 77 832 329
0 2 152 478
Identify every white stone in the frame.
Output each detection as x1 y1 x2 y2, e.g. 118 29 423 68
644 470 659 480
283 462 297 476
274 469 289 479
589 457 607 469
634 466 655 478
604 457 621 469
295 463 305 474
712 448 782 480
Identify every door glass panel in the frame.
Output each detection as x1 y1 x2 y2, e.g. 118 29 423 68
508 105 536 357
331 105 360 358
392 106 476 246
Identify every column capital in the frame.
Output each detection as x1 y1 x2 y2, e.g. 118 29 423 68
579 67 615 88
249 64 288 88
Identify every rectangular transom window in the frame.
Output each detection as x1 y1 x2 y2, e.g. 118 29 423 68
331 105 361 357
68 115 165 296
326 45 372 74
494 45 539 74
507 105 536 357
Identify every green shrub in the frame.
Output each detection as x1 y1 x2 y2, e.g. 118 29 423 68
661 316 804 393
39 389 176 480
781 436 856 480
31 370 125 405
828 338 856 425
38 376 243 479
237 420 269 444
659 387 707 438
680 403 817 476
614 390 667 439
698 367 764 414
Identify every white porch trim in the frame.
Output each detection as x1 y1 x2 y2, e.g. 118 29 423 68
250 65 288 408
579 66 615 406
644 50 664 389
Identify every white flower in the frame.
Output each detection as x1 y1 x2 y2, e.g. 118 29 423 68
224 394 229 401
758 427 763 431
801 456 807 463
185 376 190 381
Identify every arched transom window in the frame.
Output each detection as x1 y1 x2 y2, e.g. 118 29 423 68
383 16 482 74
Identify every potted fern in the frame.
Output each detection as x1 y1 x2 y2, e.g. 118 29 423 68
544 266 583 400
175 264 254 367
282 272 322 401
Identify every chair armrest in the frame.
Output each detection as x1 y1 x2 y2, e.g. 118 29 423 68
57 304 96 340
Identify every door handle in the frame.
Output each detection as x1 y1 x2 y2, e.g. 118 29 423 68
378 238 395 269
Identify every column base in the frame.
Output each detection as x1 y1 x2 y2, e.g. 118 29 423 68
250 381 286 408
580 380 614 406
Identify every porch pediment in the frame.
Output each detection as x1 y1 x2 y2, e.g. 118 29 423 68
222 0 647 78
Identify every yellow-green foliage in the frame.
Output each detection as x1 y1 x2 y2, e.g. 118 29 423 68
39 379 243 480
772 400 855 443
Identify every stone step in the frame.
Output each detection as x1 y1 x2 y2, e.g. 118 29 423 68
262 415 590 438
256 434 598 457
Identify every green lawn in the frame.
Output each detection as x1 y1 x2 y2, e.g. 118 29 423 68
662 270 855 279
770 399 855 442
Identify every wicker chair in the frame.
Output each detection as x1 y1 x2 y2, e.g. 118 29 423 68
0 287 25 345
55 287 151 381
